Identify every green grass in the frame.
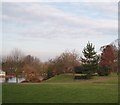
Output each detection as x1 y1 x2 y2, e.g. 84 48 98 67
2 73 118 103
44 73 75 83
44 73 118 84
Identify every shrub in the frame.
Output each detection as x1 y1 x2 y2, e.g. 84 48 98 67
76 64 96 72
74 64 96 79
74 66 84 74
98 65 111 76
47 69 54 79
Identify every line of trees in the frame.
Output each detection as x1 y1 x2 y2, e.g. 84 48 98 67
1 41 119 82
73 42 118 78
2 49 44 82
2 49 81 82
46 50 80 78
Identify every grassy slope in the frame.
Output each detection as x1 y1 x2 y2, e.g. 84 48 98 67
2 73 118 103
44 73 118 84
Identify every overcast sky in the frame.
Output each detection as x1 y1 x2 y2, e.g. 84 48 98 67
2 2 118 61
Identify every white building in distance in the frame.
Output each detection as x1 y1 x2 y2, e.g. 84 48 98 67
0 69 6 77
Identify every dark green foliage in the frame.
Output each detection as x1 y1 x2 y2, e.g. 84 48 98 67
74 75 88 79
74 66 84 74
74 65 94 74
98 65 111 76
47 69 54 79
81 42 97 64
74 64 96 79
81 42 99 71
77 42 99 79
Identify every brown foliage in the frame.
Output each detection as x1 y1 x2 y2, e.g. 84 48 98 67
23 64 41 82
100 45 116 71
47 50 80 75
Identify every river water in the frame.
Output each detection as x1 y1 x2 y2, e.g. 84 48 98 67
0 77 25 83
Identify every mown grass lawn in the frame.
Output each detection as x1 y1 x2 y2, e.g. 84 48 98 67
2 73 118 103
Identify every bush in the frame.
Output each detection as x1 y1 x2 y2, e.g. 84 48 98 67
75 64 96 73
74 66 84 74
98 65 111 76
47 69 54 79
74 64 97 79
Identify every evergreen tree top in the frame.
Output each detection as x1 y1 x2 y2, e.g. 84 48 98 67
81 41 98 64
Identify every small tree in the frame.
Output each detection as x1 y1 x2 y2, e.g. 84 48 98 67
47 50 80 75
81 42 99 78
100 45 115 67
2 49 24 83
47 69 54 79
23 64 41 82
98 65 111 76
81 42 97 64
99 45 116 76
11 48 24 83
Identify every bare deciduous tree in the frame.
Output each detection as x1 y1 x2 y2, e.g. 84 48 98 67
2 48 24 83
47 50 80 75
